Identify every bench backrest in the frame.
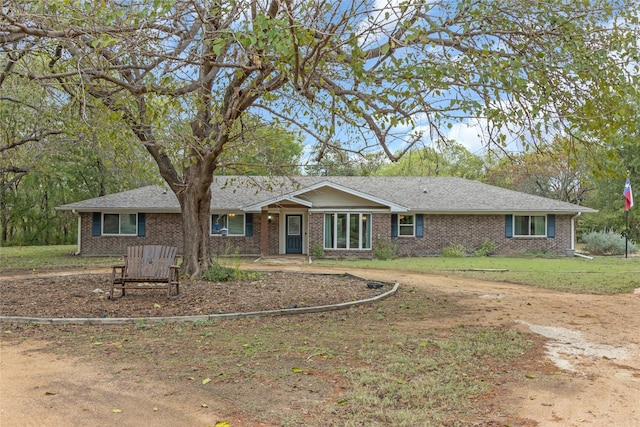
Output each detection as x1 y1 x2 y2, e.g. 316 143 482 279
126 245 178 278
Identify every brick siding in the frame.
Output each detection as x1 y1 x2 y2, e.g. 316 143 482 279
79 212 261 256
79 212 574 257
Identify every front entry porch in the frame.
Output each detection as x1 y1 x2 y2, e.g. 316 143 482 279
259 208 309 256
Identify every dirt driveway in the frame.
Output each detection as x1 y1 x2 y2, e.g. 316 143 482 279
2 264 639 426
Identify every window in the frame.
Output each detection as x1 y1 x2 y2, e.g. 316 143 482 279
103 213 137 235
211 213 245 236
514 215 546 237
398 214 415 236
324 213 371 250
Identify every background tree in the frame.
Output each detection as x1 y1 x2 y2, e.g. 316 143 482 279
0 119 159 245
580 127 640 240
215 115 304 175
485 137 593 204
375 142 487 179
2 0 637 275
305 145 386 176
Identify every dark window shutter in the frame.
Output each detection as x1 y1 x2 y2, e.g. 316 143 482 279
137 213 146 237
547 214 556 238
415 214 424 238
92 212 101 236
245 213 253 237
391 214 398 237
505 215 513 238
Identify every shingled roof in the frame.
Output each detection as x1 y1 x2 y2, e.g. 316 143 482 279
56 176 597 214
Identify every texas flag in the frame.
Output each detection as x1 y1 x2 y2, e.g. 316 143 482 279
624 178 634 211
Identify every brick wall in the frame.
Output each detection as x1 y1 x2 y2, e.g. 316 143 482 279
80 211 574 257
267 213 280 255
79 212 262 257
391 214 573 256
307 213 574 258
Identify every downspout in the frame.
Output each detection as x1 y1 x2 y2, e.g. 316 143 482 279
72 209 81 255
306 212 311 261
570 212 581 251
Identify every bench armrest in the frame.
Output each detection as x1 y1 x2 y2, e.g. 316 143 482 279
112 265 126 280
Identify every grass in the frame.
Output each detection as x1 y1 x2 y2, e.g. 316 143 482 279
315 255 640 294
3 244 638 294
4 297 532 426
2 245 635 425
0 245 119 270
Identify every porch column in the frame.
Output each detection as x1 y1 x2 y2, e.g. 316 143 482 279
260 210 269 256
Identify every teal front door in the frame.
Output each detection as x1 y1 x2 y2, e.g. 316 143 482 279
286 215 303 254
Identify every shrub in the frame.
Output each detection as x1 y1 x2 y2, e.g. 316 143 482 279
374 241 398 260
202 262 237 281
581 230 638 255
442 243 466 257
311 243 324 258
473 240 497 257
203 262 261 282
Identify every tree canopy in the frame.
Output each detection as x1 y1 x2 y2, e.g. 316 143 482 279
1 0 638 275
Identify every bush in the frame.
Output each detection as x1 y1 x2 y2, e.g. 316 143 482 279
581 230 638 255
442 243 466 257
473 240 497 257
202 262 238 281
374 241 398 260
311 243 324 258
203 262 261 282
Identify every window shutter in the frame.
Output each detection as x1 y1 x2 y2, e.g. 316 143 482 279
92 212 101 236
137 213 146 237
415 214 424 238
547 214 556 238
391 214 398 237
245 213 253 237
505 215 513 238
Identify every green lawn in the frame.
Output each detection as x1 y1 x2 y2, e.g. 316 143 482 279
0 245 119 271
315 255 640 294
2 245 638 294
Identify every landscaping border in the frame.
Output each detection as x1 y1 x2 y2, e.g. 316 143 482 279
0 272 399 325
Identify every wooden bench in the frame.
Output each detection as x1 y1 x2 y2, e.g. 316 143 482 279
110 245 180 299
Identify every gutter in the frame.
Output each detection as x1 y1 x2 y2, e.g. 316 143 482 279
72 209 81 255
570 212 582 251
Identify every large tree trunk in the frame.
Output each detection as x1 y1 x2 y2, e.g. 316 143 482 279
177 178 214 278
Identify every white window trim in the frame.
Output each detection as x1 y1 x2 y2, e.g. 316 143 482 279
211 213 245 236
398 214 415 237
102 212 138 236
324 212 372 250
513 214 547 238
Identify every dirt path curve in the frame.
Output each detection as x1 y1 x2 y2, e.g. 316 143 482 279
2 264 640 427
259 264 640 426
417 272 640 426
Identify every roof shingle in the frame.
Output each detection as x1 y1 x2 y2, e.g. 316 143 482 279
56 176 597 214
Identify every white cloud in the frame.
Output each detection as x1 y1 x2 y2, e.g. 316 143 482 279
446 121 486 154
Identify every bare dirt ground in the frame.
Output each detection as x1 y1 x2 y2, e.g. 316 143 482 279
1 262 640 426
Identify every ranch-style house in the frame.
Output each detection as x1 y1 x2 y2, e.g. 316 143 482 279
56 176 596 258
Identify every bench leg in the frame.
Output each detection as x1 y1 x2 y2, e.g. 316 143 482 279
110 284 125 299
166 282 179 298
